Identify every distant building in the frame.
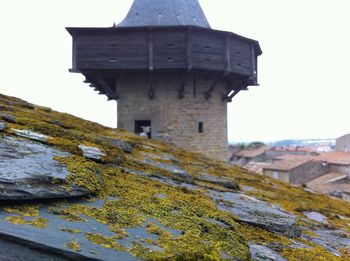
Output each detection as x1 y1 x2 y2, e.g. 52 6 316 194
336 133 350 152
67 0 262 161
230 145 270 166
245 162 272 174
266 146 319 159
316 151 350 177
306 172 350 202
262 157 328 184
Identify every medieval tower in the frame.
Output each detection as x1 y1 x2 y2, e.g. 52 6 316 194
67 0 261 161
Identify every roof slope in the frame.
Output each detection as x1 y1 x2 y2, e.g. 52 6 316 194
316 151 350 165
234 145 270 158
306 172 350 194
264 157 315 172
0 93 350 260
117 0 210 28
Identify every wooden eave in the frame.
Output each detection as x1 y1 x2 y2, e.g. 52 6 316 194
65 25 262 55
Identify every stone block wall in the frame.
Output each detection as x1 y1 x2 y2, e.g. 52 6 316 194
117 72 229 161
263 170 290 183
329 164 350 177
336 134 350 152
289 161 329 184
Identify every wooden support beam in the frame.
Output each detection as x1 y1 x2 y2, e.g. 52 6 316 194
222 79 248 102
192 72 197 98
114 77 120 100
149 72 155 99
89 82 105 94
226 90 240 102
68 68 80 73
95 76 117 100
205 73 224 100
178 70 191 99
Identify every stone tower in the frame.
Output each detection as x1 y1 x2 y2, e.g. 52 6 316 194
67 0 261 161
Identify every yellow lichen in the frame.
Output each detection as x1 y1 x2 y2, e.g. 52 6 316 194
240 223 292 246
282 246 343 261
65 240 81 252
54 155 105 195
85 233 124 251
115 229 127 239
302 229 318 238
48 206 88 223
4 216 48 228
2 204 41 217
58 227 82 234
2 93 350 260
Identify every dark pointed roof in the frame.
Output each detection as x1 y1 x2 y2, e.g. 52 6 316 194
117 0 210 28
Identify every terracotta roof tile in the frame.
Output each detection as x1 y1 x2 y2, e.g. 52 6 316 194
316 151 350 165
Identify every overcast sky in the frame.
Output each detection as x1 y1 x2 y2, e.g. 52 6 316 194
1 0 349 142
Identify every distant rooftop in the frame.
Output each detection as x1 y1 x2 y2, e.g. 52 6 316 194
272 147 317 153
263 158 313 172
234 145 270 158
117 0 211 28
306 172 350 194
316 151 350 165
275 154 316 161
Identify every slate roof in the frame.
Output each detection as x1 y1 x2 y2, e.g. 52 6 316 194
117 0 210 28
0 93 350 260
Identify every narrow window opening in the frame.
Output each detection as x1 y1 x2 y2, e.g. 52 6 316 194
135 120 151 139
198 122 204 133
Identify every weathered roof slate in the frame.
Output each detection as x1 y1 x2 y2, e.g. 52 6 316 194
117 0 210 28
0 93 350 260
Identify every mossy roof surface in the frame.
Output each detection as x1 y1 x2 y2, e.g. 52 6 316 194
0 93 350 260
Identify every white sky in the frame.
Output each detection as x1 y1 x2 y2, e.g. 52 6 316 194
1 0 350 142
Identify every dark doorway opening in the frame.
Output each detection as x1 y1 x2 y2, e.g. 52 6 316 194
135 120 151 138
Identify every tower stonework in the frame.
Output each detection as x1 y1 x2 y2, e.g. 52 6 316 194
67 0 261 161
117 73 228 160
